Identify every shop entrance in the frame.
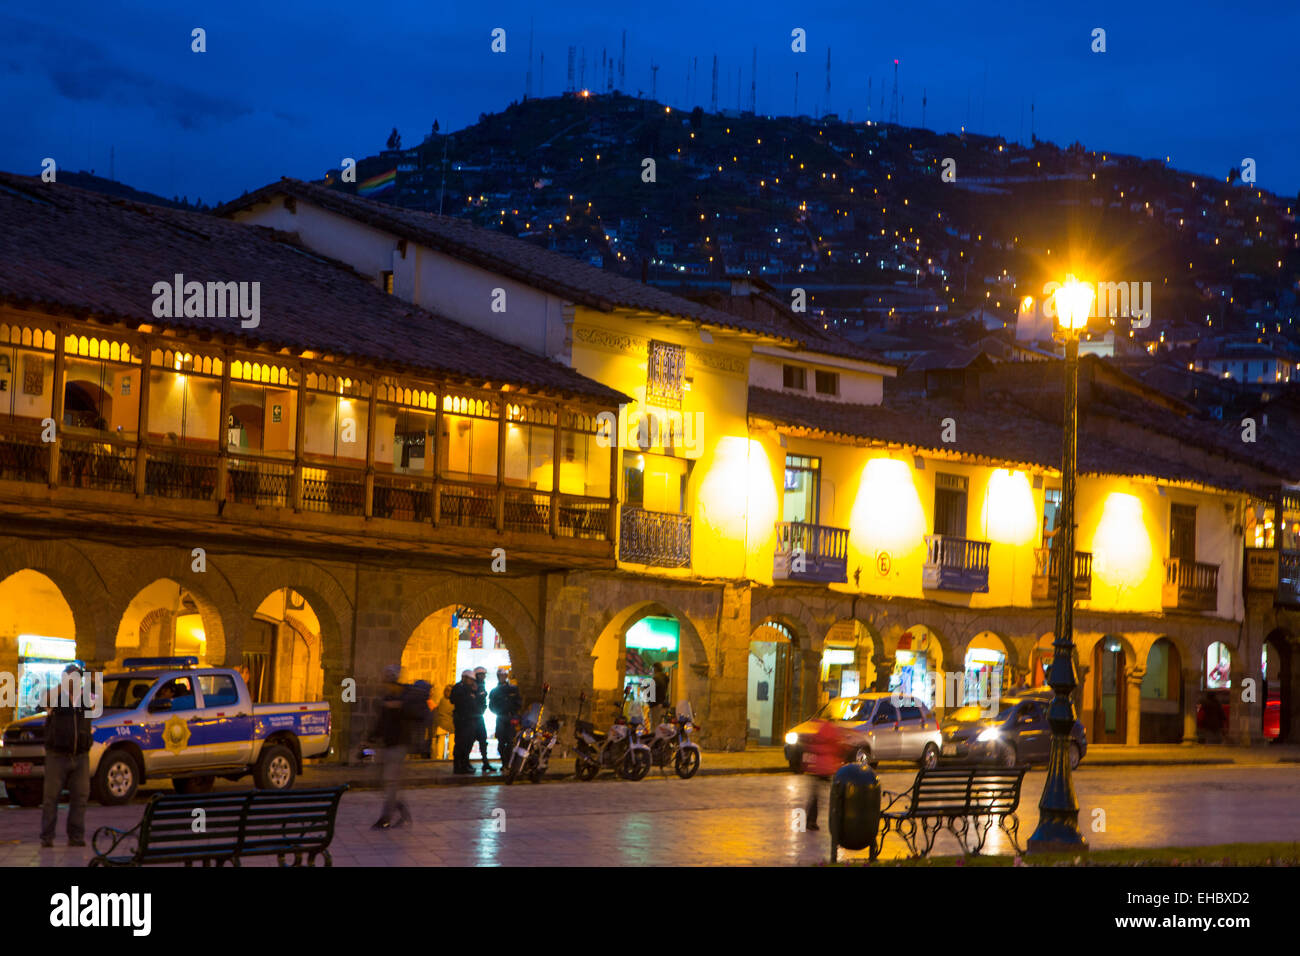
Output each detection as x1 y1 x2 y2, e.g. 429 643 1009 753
747 623 794 746
1263 631 1290 742
451 608 513 760
1092 637 1127 744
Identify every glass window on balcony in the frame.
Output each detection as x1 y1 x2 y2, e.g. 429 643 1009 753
228 382 297 458
646 341 685 407
933 473 969 537
375 405 436 475
783 454 821 523
148 360 222 448
504 422 554 491
0 329 57 424
1246 504 1275 549
1280 493 1300 551
559 429 611 498
303 390 368 464
1042 487 1062 543
623 450 688 513
62 343 141 441
440 396 498 482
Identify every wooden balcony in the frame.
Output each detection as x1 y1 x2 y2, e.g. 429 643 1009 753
1245 547 1300 607
618 506 691 568
773 521 848 584
922 534 990 593
1282 550 1300 607
1162 557 1219 611
1031 547 1093 603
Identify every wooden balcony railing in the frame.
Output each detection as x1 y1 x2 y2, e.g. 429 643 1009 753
372 473 435 522
555 496 611 541
144 449 219 501
301 463 366 516
1163 557 1219 611
1031 547 1093 603
1281 550 1300 607
226 457 294 508
0 427 50 484
618 506 691 568
773 521 849 583
922 534 991 593
59 438 136 493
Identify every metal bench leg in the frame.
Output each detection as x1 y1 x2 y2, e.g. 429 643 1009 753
970 816 994 855
918 818 942 857
949 816 972 855
1001 814 1023 855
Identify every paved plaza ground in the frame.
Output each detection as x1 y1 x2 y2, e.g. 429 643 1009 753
3 761 1300 866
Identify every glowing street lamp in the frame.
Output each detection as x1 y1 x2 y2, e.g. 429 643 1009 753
1027 274 1093 855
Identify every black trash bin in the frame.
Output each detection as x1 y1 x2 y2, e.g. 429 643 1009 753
829 763 881 862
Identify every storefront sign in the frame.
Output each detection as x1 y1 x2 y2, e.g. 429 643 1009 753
1246 549 1279 590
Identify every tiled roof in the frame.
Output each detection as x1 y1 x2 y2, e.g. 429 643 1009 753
216 179 798 344
0 172 626 404
748 385 1283 494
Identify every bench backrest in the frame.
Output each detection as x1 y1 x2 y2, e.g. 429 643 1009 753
906 767 1027 816
135 787 347 861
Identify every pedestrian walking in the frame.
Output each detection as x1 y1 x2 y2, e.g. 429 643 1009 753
433 682 456 760
802 719 844 832
488 668 522 766
471 666 494 772
450 669 478 774
40 664 92 848
370 664 421 829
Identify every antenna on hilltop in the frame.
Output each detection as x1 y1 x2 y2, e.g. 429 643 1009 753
566 46 575 92
889 58 899 124
539 52 544 97
750 46 756 113
525 21 534 99
651 62 659 101
922 88 927 129
711 55 718 113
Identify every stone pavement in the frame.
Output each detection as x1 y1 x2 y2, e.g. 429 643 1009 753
3 763 1300 867
298 741 1300 790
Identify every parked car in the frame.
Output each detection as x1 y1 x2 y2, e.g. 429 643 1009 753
939 692 1086 769
0 656 332 806
784 692 942 771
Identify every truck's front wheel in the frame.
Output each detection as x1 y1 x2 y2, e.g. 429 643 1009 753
93 751 140 805
254 743 296 790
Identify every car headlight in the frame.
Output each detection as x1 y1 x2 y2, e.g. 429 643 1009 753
784 731 798 746
976 727 1001 743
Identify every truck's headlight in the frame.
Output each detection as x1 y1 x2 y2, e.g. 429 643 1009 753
784 731 798 746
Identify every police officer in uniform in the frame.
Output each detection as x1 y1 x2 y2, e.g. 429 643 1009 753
488 668 523 766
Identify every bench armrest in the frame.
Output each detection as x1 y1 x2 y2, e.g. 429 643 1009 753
91 822 140 860
881 789 910 813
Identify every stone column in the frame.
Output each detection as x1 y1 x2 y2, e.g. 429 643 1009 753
1125 666 1146 746
1182 668 1199 743
1227 661 1250 745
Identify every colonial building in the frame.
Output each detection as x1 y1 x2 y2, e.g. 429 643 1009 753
0 171 1295 773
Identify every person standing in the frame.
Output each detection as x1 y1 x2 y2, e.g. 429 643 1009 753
650 661 671 727
370 664 416 830
471 667 494 772
489 668 523 767
449 669 478 774
802 719 844 832
40 664 92 848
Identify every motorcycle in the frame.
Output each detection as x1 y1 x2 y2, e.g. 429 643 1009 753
505 684 562 785
572 691 651 781
646 700 702 779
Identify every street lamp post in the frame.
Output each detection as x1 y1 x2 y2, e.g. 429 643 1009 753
1027 275 1094 854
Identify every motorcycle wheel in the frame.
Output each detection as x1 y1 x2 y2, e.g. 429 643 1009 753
505 749 526 785
619 749 651 781
529 764 545 784
574 756 600 781
674 748 701 779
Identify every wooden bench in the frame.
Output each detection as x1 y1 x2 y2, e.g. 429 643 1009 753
878 767 1027 857
89 786 347 868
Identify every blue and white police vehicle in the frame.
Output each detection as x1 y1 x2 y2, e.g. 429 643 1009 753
0 657 332 805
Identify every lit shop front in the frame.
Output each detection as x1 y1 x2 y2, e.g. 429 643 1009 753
16 635 79 719
624 615 679 705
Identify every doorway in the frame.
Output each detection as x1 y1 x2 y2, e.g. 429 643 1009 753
1093 638 1127 743
747 626 793 746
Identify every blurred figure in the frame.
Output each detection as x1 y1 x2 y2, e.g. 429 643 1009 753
433 683 456 760
802 719 844 832
489 668 522 765
370 664 416 829
1198 690 1226 744
40 664 92 848
650 662 671 727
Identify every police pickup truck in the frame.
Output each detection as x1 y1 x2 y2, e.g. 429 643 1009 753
0 657 332 806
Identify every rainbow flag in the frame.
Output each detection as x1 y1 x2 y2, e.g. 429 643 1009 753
358 168 396 198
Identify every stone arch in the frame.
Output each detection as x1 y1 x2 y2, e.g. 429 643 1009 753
0 539 114 662
112 579 229 669
234 560 353 674
960 630 1015 705
397 576 539 689
748 592 824 649
1139 635 1185 743
1263 627 1293 743
585 598 712 719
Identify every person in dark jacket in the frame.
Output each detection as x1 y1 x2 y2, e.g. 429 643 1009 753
449 669 478 774
369 664 417 829
650 662 671 727
41 664 92 848
488 668 523 765
470 667 493 772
